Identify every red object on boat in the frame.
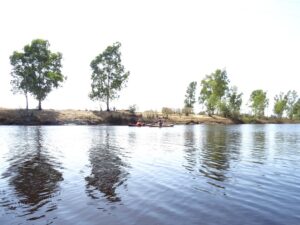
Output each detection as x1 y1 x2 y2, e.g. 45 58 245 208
128 122 145 127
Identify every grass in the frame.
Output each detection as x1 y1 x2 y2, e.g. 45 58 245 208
0 108 299 125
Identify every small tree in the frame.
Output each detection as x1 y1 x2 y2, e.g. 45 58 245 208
199 69 229 115
292 99 300 120
10 39 64 110
129 104 137 114
227 86 243 118
182 107 193 116
219 86 243 118
184 81 197 108
89 42 130 111
162 107 174 117
273 92 288 118
249 89 269 118
286 90 298 119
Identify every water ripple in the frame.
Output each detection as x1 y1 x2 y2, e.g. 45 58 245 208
0 124 300 225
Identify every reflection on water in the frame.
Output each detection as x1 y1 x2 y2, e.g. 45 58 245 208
184 126 241 183
1 127 63 222
201 126 231 182
0 125 300 225
85 127 128 202
251 126 267 163
183 126 198 171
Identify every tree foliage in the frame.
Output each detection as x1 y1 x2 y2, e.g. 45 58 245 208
292 99 300 120
10 52 32 110
184 81 197 108
249 89 269 118
162 107 174 116
10 39 65 110
129 104 137 114
219 86 243 118
89 42 129 111
273 92 288 118
182 107 193 116
286 90 298 119
199 69 229 115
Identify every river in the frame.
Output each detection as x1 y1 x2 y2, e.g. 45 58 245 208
0 125 299 225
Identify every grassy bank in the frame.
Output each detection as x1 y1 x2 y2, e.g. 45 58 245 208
0 108 299 125
0 109 131 125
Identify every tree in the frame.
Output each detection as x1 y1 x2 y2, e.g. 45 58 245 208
182 106 193 116
10 39 65 110
286 90 298 119
10 52 32 110
129 104 137 114
89 42 130 111
199 69 229 115
162 107 174 117
249 89 269 118
184 81 197 108
227 86 243 117
292 99 300 119
219 86 243 118
273 92 288 118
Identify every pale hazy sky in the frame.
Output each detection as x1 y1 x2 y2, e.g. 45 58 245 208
0 0 299 113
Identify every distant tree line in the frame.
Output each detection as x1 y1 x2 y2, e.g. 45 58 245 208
7 39 300 120
182 69 300 120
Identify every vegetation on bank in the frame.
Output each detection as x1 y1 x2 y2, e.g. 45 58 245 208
0 108 299 126
183 69 300 121
4 39 300 123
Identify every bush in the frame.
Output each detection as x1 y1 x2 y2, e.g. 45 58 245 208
143 110 158 119
128 104 137 114
182 107 193 116
161 107 174 116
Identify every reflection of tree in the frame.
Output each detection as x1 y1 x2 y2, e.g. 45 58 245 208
251 127 267 163
183 126 198 171
200 126 230 182
200 126 241 183
85 128 128 202
2 127 63 220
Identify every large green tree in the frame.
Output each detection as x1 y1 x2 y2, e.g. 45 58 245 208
89 42 130 111
249 89 269 118
199 69 229 115
10 39 65 110
184 81 197 108
273 92 288 118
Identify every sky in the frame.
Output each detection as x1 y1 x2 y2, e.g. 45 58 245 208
0 0 299 114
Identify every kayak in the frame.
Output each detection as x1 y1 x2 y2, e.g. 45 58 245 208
128 123 145 127
147 124 174 127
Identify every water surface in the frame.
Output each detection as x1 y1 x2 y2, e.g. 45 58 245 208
0 125 300 225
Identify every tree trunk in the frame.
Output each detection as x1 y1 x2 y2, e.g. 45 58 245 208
38 99 42 110
106 74 110 111
25 93 28 111
106 97 110 111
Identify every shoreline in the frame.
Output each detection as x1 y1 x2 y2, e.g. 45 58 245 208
0 109 299 125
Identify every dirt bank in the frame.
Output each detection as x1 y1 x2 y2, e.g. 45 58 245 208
0 109 236 125
0 108 298 125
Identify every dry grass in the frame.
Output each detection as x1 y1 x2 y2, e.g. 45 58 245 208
166 114 235 124
0 108 139 125
1 108 297 125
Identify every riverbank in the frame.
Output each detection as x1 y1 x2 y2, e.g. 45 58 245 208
0 108 299 125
